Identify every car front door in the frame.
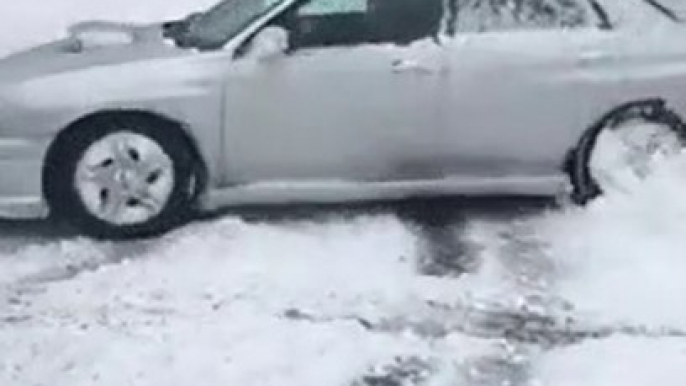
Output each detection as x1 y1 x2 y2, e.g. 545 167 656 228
221 0 448 185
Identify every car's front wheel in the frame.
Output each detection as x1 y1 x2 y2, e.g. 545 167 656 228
44 112 200 239
569 100 686 204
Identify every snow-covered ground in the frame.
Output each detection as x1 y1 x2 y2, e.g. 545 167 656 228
2 1 686 385
0 214 548 386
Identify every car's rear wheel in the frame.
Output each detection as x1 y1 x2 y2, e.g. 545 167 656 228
569 100 686 204
44 112 200 239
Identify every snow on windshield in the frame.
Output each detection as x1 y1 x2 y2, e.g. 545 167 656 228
176 0 281 50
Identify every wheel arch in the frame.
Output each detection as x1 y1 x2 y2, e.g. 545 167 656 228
42 108 209 211
564 97 686 203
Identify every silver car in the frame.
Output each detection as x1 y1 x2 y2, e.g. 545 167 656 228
1 0 685 238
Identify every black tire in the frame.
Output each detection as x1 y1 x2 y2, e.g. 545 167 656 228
43 111 201 239
567 99 686 204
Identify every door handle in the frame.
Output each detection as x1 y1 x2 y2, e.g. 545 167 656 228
391 59 435 75
578 50 612 65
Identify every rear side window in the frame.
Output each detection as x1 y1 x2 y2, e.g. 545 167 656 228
444 0 594 35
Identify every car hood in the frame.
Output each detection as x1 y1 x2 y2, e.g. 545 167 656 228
0 21 194 84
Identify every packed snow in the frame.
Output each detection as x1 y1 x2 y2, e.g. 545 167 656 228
2 1 686 386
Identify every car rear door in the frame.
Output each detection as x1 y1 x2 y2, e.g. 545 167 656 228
438 0 617 182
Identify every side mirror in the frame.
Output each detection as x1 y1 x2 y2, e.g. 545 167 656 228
242 26 290 62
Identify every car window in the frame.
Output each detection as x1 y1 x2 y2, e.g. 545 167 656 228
298 0 368 15
277 0 444 49
165 0 288 50
444 0 596 35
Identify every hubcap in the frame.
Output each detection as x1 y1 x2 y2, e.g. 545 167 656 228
75 132 175 226
589 120 683 193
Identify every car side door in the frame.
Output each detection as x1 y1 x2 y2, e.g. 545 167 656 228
438 0 617 182
221 0 448 185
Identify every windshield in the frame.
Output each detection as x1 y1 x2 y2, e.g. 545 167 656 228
163 0 287 50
